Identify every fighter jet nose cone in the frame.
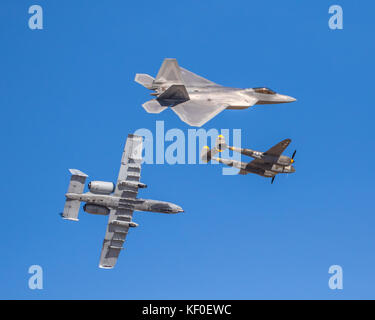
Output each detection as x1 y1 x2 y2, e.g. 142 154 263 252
276 94 297 103
286 96 296 102
174 205 184 213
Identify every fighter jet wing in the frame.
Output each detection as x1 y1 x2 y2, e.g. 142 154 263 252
263 139 291 157
179 67 220 87
99 207 136 269
113 134 143 198
99 134 143 269
172 100 228 127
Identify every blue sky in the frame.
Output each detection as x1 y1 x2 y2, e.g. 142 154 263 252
1 0 374 299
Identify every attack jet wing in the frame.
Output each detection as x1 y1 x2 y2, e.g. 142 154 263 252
99 134 143 269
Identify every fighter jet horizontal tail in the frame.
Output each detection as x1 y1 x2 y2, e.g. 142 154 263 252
142 100 168 114
135 73 155 89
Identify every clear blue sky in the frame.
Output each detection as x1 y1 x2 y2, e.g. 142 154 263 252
1 0 374 299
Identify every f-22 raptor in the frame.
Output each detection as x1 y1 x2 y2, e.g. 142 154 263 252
201 135 296 183
61 134 183 269
135 58 296 127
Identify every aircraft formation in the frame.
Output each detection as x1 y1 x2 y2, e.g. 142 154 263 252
62 58 297 268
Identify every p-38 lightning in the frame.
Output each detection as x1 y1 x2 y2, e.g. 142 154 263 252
135 58 296 127
201 135 296 183
61 134 184 269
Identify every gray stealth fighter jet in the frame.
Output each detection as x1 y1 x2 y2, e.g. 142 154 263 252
61 134 183 269
135 58 296 127
202 135 296 183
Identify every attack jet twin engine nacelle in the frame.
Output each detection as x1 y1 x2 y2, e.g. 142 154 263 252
88 181 115 194
83 204 110 215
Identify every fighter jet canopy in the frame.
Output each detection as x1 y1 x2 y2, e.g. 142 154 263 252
253 87 276 95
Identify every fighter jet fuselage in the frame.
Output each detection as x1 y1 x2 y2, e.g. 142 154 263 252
183 86 295 109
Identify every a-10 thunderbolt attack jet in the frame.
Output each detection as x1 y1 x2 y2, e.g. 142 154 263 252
61 134 184 269
201 135 296 183
135 58 296 127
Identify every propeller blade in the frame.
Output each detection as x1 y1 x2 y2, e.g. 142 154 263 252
292 150 297 159
271 176 275 184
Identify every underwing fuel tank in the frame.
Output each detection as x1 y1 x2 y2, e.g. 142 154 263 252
110 220 139 228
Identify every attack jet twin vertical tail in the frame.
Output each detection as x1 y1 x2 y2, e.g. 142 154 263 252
135 58 296 127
